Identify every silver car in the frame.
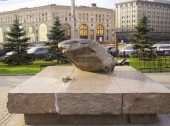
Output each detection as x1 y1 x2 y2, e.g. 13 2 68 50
119 44 135 56
159 45 170 56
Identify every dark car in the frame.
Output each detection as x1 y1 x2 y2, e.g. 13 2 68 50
105 46 118 57
0 46 5 57
27 46 49 59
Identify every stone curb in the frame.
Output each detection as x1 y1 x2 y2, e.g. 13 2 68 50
0 74 35 76
142 71 170 73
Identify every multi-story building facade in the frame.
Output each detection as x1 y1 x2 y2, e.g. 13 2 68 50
115 0 170 42
0 3 115 44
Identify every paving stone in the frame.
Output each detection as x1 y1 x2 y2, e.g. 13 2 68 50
0 76 31 126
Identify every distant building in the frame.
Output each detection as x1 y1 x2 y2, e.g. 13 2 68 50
0 4 115 44
115 0 170 42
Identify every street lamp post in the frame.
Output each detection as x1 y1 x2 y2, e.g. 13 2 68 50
71 0 75 39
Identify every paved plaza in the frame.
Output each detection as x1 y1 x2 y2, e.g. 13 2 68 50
0 73 170 126
144 73 170 89
0 76 31 126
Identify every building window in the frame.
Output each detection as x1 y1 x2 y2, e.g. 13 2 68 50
90 30 94 40
107 30 109 34
39 23 48 42
45 13 48 21
65 17 67 21
96 24 104 42
63 23 71 38
79 24 88 39
0 27 3 43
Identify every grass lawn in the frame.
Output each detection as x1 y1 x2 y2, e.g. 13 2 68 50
0 61 72 75
115 57 170 73
1 57 170 75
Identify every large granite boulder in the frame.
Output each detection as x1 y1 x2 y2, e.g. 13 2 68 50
58 39 117 72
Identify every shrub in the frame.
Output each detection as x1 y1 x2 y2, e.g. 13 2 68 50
3 54 34 66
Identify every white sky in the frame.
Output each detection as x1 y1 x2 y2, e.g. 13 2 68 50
0 0 126 12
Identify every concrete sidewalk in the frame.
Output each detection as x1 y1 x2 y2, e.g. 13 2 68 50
0 72 170 126
144 72 170 89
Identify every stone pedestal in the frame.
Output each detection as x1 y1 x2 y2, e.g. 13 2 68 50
24 114 158 125
7 66 170 125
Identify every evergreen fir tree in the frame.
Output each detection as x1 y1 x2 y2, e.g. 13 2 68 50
48 17 69 46
130 15 154 52
47 17 69 62
3 17 33 65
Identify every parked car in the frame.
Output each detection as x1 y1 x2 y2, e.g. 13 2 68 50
153 44 170 56
105 46 118 57
4 46 49 59
27 46 49 59
158 45 170 56
119 44 135 57
5 51 15 57
0 47 5 57
0 46 6 60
